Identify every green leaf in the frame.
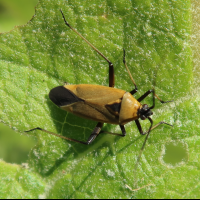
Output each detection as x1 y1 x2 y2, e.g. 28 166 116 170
0 0 196 198
0 160 46 198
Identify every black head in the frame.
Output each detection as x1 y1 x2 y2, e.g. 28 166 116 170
138 104 153 120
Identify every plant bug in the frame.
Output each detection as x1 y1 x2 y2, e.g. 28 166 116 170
26 10 173 150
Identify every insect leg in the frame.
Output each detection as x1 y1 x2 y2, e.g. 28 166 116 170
135 119 172 136
123 49 138 95
25 127 88 145
137 90 153 102
135 119 144 135
134 118 173 173
85 122 104 144
120 125 126 136
137 89 173 105
149 121 173 132
25 122 104 145
99 125 126 137
60 10 114 87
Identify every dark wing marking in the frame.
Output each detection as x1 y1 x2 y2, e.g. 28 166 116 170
49 86 84 107
61 100 120 124
105 102 121 116
82 100 120 124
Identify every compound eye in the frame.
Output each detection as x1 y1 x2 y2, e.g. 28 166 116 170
141 115 146 120
143 104 149 111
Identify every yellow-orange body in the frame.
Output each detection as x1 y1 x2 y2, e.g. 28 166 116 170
61 84 142 125
25 10 172 146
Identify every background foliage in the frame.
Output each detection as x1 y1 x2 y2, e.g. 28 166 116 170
0 0 199 198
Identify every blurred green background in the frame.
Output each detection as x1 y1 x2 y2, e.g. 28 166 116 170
0 0 38 32
0 0 38 164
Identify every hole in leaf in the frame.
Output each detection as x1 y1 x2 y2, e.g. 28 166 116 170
161 140 188 167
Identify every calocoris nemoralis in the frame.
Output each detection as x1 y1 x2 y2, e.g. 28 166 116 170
26 10 173 149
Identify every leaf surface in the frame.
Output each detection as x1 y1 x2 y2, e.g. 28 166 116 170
0 0 197 198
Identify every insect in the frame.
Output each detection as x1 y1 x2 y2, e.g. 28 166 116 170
26 10 172 148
